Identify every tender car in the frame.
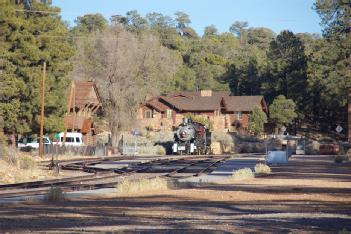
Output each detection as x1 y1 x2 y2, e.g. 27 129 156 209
17 136 52 149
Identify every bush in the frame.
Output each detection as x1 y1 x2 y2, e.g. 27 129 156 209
305 140 320 155
254 163 271 174
117 177 169 196
334 155 346 163
2 147 18 166
232 168 254 180
19 155 36 170
238 142 265 153
212 132 234 153
156 146 166 155
347 149 351 160
46 187 65 201
122 132 172 155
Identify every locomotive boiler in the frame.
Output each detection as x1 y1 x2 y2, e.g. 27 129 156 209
172 118 211 155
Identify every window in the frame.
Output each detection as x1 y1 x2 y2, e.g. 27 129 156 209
76 137 80 143
60 137 73 142
144 110 152 118
236 111 243 120
166 109 173 119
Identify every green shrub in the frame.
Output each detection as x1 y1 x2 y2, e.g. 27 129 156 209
254 163 271 174
156 146 166 155
232 168 254 180
46 187 65 201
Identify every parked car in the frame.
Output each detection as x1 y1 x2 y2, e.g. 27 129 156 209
56 132 84 146
17 136 52 149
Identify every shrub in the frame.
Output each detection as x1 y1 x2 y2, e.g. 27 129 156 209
305 140 320 155
156 146 166 155
2 147 18 166
254 163 271 174
117 177 169 196
46 187 65 201
19 156 36 170
334 155 346 163
212 132 234 153
232 168 254 180
347 149 351 161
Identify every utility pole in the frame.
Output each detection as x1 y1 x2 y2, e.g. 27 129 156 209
63 82 74 146
71 84 76 132
39 61 46 158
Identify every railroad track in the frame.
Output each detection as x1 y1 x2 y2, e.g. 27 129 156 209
0 155 230 199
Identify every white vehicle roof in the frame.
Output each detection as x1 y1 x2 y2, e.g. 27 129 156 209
58 132 83 137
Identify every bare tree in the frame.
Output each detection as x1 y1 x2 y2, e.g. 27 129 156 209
82 26 180 146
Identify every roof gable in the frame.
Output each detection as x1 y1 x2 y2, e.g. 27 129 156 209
71 81 102 108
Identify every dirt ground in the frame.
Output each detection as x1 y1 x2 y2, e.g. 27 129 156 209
0 155 350 233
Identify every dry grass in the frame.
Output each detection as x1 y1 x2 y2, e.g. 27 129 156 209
46 187 65 201
0 148 57 184
231 168 254 181
254 163 272 174
117 177 169 196
19 155 36 169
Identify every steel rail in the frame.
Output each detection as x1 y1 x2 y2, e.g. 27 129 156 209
0 155 230 198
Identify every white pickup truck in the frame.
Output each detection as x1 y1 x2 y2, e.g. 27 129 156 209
17 136 52 149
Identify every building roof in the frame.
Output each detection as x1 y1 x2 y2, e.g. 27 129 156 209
146 98 169 112
222 96 266 112
144 91 266 112
71 81 102 108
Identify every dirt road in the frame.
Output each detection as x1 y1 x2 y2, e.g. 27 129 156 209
0 155 350 233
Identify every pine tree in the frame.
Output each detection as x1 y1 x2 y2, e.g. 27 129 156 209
0 1 75 142
248 107 267 136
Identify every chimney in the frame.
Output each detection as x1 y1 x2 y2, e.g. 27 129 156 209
348 88 351 142
200 90 212 97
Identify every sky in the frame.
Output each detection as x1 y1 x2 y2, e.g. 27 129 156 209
52 0 322 35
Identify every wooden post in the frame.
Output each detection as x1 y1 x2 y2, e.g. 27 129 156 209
39 61 46 158
63 82 74 146
71 83 76 132
348 88 351 143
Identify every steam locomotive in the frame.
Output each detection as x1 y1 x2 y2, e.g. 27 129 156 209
172 118 211 155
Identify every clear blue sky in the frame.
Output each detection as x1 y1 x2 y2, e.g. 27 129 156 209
52 0 322 35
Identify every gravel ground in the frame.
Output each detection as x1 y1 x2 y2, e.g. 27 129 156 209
0 154 350 233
